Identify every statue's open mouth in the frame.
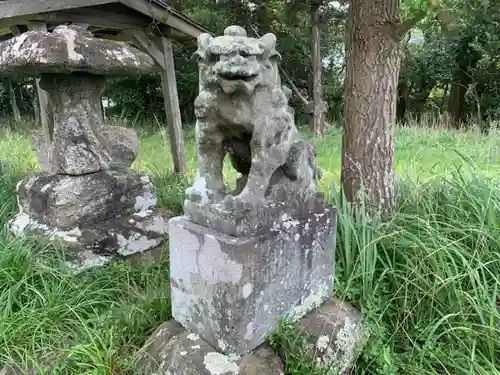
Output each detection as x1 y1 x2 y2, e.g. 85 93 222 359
219 72 258 82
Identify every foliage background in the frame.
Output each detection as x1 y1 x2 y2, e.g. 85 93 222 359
2 0 498 132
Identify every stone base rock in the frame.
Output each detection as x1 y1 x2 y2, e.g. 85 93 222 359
280 298 369 375
8 169 171 273
135 298 367 375
13 169 155 228
168 204 336 356
184 193 328 238
135 320 285 375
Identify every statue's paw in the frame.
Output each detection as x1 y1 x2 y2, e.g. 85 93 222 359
185 187 202 203
224 194 266 212
210 189 226 203
224 195 251 212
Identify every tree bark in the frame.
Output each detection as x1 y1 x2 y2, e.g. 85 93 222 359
446 33 481 129
310 1 325 136
447 83 466 127
396 79 409 122
341 0 401 213
447 81 467 128
6 78 21 123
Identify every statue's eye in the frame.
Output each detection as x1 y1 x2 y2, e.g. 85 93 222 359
240 51 249 58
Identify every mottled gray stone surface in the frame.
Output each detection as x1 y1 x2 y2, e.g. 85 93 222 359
135 320 284 375
0 25 146 175
39 73 140 175
32 124 139 174
99 125 140 167
14 169 154 228
8 170 171 273
282 298 368 375
0 25 159 76
169 205 336 356
185 192 327 237
184 25 322 230
31 129 50 173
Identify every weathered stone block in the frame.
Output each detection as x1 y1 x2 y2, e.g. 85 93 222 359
184 194 327 237
8 169 171 273
37 73 138 175
32 125 139 174
280 298 368 375
135 320 284 375
169 205 336 356
14 169 154 228
0 25 159 77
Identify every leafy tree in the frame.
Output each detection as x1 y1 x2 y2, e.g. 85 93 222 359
283 1 346 135
396 0 500 129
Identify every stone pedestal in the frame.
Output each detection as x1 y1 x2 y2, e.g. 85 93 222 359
8 169 171 272
169 202 336 356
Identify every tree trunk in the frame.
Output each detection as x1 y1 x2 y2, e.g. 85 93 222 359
310 1 325 136
413 87 433 120
396 79 409 122
6 78 21 123
440 84 449 110
446 33 481 129
341 0 400 213
447 81 467 128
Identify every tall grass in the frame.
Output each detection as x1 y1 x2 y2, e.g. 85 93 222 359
0 133 172 373
334 162 500 374
0 124 498 373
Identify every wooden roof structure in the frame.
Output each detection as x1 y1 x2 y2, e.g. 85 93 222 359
0 0 212 172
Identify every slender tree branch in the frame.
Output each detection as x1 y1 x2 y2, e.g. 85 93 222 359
396 9 427 39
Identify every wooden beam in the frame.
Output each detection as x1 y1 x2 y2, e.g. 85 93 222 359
128 30 166 69
96 31 131 42
0 17 28 31
0 8 151 32
71 22 90 29
0 28 12 37
0 0 116 20
120 0 206 39
53 7 151 30
6 78 21 123
159 36 187 173
28 22 53 153
9 25 22 35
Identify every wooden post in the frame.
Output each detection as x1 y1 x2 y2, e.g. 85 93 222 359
7 26 22 123
310 2 325 136
128 31 187 173
71 22 90 29
28 22 53 145
32 83 40 127
160 36 187 173
6 78 21 123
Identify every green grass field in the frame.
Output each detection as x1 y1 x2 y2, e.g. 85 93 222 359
0 124 499 374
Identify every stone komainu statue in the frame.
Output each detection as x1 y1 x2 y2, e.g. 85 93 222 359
186 25 322 211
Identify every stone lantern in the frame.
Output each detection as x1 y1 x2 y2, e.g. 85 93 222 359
1 25 170 271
